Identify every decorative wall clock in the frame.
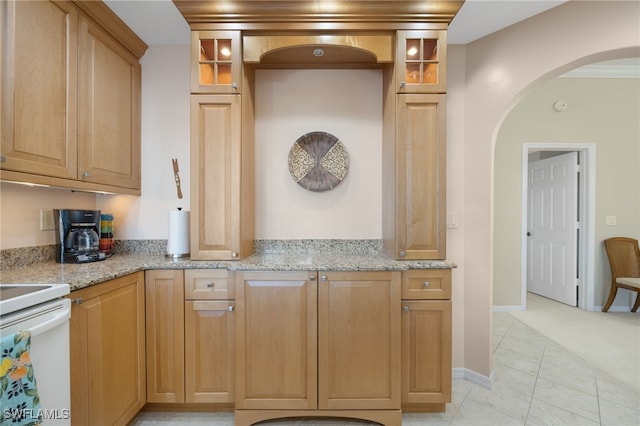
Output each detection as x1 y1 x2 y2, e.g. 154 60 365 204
288 131 349 191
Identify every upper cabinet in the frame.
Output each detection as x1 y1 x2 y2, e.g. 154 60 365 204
191 31 241 94
0 0 147 194
396 30 447 94
1 0 79 181
176 1 462 261
77 14 142 190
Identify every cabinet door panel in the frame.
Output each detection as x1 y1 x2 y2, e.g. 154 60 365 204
236 271 317 410
396 30 447 94
401 300 451 405
190 95 243 259
396 94 446 259
1 0 78 179
145 270 185 403
185 300 235 403
70 272 145 426
78 16 141 189
318 271 401 410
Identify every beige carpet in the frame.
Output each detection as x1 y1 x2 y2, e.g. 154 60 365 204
508 292 640 392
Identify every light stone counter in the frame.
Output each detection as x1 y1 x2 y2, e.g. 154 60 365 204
0 240 455 291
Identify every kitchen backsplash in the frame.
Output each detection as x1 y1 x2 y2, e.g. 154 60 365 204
0 239 384 269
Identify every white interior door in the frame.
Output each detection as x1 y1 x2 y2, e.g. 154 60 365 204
527 152 579 306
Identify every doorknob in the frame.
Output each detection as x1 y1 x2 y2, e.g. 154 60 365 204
527 232 531 236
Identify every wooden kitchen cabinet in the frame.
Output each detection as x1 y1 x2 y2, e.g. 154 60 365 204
1 0 78 180
191 31 242 94
396 30 447 94
184 269 235 404
0 0 145 194
401 269 452 411
77 13 142 190
145 269 235 406
190 94 254 260
383 93 446 260
145 270 185 403
235 270 402 425
69 272 146 426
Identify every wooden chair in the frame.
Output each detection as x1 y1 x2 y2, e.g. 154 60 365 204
603 237 640 312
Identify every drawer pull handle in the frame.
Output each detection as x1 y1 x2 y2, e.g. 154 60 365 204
206 282 215 288
402 306 409 313
423 281 431 288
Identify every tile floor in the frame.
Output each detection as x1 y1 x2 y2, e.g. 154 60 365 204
131 312 640 425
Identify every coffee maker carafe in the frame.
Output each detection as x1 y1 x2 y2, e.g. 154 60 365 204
54 209 106 263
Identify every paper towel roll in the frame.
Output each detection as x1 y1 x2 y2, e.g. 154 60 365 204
167 208 190 258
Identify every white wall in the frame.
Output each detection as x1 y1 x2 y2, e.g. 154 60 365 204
97 45 191 239
0 183 96 249
494 77 640 310
450 0 640 378
254 69 382 239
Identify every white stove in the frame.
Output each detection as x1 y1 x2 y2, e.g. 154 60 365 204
0 283 70 314
0 283 71 424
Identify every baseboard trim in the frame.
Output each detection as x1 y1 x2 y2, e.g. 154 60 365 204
452 368 495 390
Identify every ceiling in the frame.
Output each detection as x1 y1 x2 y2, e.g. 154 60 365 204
103 0 638 76
103 0 569 46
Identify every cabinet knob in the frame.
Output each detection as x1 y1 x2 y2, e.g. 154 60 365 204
82 171 90 178
227 305 234 312
402 306 409 313
400 81 406 89
399 251 406 258
320 275 327 281
232 252 238 258
309 275 316 281
423 281 431 288
206 282 215 288
73 298 84 305
231 83 238 90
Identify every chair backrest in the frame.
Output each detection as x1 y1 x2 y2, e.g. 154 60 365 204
604 237 640 279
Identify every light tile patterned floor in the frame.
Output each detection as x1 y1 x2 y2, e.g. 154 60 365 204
131 312 640 425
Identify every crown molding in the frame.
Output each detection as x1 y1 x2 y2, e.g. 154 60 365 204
172 1 464 25
561 64 640 79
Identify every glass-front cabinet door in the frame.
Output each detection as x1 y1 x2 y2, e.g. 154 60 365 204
396 30 446 94
191 31 241 94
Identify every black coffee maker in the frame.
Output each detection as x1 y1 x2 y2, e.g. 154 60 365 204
54 209 106 263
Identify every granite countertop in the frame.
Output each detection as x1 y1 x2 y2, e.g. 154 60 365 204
0 252 455 292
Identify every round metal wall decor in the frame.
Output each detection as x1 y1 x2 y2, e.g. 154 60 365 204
288 132 349 192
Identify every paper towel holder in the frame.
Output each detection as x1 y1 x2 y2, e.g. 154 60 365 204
166 207 190 259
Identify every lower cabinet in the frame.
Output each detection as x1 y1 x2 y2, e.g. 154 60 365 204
401 269 452 412
145 269 235 406
88 267 452 422
234 270 402 426
69 272 146 426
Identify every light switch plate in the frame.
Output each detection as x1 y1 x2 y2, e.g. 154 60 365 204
605 215 617 226
40 209 55 231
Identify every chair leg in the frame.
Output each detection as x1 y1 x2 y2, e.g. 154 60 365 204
602 281 618 312
632 292 640 313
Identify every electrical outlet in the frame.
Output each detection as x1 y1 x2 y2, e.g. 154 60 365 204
40 209 55 231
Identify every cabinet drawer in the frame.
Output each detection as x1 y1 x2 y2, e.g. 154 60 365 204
185 269 234 300
401 269 451 300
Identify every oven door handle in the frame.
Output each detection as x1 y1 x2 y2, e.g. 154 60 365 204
29 305 71 338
